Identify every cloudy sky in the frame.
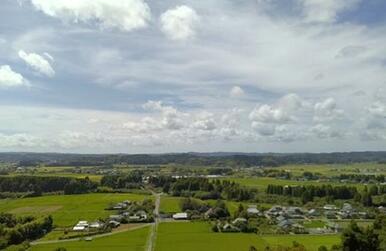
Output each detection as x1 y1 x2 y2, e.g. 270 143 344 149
1 0 386 153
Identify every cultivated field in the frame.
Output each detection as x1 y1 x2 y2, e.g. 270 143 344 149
0 193 149 227
155 222 340 251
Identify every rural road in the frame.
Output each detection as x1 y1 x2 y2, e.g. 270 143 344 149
146 192 161 251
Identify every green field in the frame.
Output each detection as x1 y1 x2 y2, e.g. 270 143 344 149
30 226 150 251
276 163 386 177
155 222 340 251
160 196 183 213
160 196 269 215
218 177 365 191
0 193 149 227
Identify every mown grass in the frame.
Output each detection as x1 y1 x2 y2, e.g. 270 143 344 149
30 226 150 251
155 222 339 251
0 193 149 227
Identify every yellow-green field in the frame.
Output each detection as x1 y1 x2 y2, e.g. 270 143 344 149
29 226 150 251
0 193 149 227
155 222 340 251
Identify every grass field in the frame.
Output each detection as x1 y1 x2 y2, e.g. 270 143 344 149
155 222 340 251
160 196 183 213
160 196 270 215
217 177 365 191
29 226 150 251
0 193 149 227
0 172 103 182
276 163 386 177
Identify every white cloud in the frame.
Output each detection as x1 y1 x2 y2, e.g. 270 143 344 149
230 86 245 98
30 0 151 32
313 98 344 122
252 122 275 136
298 0 361 23
143 100 185 130
277 93 305 113
310 124 344 139
0 65 29 88
249 104 292 124
160 5 199 41
368 101 386 118
43 52 54 62
18 50 55 77
0 133 43 148
192 113 217 131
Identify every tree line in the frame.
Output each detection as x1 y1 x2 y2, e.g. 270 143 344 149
154 177 257 201
266 184 359 204
0 213 53 249
0 176 97 195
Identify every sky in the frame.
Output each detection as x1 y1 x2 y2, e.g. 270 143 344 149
1 0 386 154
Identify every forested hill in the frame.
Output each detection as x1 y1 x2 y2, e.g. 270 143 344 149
1 151 386 167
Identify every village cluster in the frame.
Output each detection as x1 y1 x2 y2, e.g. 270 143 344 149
211 203 373 234
72 199 152 232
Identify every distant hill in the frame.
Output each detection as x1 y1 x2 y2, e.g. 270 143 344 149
1 151 386 167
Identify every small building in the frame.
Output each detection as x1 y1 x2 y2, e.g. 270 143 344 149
266 206 284 217
278 219 294 229
323 204 338 211
108 220 120 228
326 222 342 233
173 212 188 220
89 222 103 229
247 205 260 216
113 203 127 210
109 215 124 221
308 209 320 217
232 218 247 225
73 221 89 231
325 211 337 219
222 223 239 232
378 206 386 214
341 203 353 213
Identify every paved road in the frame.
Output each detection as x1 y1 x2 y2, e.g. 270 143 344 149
146 192 161 251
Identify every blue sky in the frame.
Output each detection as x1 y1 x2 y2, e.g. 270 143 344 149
0 0 386 153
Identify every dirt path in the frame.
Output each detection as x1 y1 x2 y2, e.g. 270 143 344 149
146 192 161 251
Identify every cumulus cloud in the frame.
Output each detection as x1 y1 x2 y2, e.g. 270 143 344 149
0 65 29 88
18 50 55 77
313 98 344 122
192 112 217 131
248 94 306 138
230 86 245 98
249 104 292 124
143 100 185 130
298 0 361 23
310 124 344 139
29 0 151 31
251 122 275 136
160 5 199 40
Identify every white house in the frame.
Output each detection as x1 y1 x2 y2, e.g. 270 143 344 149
173 212 188 220
73 221 89 231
